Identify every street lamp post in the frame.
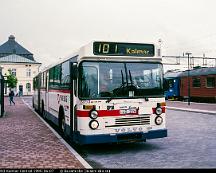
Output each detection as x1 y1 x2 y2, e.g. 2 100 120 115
185 52 192 105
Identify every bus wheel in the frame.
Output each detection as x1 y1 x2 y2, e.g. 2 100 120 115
59 107 65 133
59 116 66 135
61 117 65 132
42 102 45 119
32 97 34 108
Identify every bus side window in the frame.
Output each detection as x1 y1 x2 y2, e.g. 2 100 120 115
53 65 61 87
61 61 70 88
49 68 54 88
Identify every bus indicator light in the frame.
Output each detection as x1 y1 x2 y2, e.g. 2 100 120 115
83 105 95 110
160 102 166 106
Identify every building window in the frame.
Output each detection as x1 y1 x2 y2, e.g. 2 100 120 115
192 77 201 88
11 69 16 76
206 77 215 88
26 83 31 92
26 68 31 77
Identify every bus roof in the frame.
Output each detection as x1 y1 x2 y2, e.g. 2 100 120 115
37 41 161 74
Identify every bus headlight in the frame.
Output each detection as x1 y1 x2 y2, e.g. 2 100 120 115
90 110 98 119
89 120 99 130
155 107 163 115
155 116 163 125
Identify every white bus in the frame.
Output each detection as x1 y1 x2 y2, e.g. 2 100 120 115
33 41 167 145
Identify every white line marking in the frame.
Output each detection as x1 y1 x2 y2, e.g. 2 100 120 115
167 106 216 115
167 100 216 105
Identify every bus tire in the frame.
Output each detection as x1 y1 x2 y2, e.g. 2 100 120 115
59 106 65 134
41 101 46 119
32 97 35 108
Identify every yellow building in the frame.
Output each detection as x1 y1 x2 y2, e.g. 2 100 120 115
0 35 41 95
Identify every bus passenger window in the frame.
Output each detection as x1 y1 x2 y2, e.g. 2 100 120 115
61 61 70 88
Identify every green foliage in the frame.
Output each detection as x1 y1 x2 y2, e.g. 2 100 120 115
5 69 18 89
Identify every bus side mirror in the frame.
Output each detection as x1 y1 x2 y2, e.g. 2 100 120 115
71 63 78 80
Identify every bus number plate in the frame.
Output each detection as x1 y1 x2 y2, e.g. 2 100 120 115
120 108 137 115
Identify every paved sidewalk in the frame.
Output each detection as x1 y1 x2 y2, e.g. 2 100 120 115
0 97 87 169
166 100 216 115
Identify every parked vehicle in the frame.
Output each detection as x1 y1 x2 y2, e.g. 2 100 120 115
33 41 167 145
164 71 182 100
164 67 216 103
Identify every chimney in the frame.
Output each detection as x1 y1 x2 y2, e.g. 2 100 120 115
9 35 15 41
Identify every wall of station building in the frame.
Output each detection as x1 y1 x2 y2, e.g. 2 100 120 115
1 63 40 95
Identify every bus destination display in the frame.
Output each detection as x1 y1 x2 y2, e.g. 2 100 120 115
93 42 155 57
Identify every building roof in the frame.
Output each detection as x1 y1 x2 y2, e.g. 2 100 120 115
0 54 41 64
164 67 216 78
164 70 183 78
179 67 216 77
0 35 34 61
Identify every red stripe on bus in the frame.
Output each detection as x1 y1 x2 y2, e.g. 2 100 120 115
76 110 121 117
76 110 89 117
152 107 166 114
48 89 70 93
99 110 120 117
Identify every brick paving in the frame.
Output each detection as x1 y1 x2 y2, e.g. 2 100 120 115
0 97 85 169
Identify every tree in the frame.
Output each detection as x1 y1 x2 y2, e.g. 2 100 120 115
5 69 18 89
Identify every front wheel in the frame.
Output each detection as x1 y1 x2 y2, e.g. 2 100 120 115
59 107 65 133
32 97 35 108
60 116 65 132
41 103 46 119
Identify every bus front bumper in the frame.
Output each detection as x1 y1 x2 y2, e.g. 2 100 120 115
75 129 167 145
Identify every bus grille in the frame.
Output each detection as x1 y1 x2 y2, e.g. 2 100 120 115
105 115 150 127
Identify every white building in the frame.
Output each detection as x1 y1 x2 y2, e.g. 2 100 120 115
0 35 41 95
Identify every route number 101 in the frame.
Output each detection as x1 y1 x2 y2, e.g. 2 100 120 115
98 43 118 54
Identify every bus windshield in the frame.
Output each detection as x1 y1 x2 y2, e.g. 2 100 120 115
79 61 163 99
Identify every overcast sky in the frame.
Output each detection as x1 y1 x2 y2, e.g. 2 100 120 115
1 0 216 70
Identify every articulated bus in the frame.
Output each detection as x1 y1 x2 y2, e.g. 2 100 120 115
33 41 167 145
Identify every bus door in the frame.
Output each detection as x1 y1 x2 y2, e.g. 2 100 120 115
37 74 41 112
70 62 78 138
45 71 48 114
45 71 49 119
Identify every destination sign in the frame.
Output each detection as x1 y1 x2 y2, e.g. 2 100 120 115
93 42 155 57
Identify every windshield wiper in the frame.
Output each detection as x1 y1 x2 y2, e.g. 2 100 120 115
121 70 124 85
128 70 133 85
106 96 113 103
126 70 138 89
